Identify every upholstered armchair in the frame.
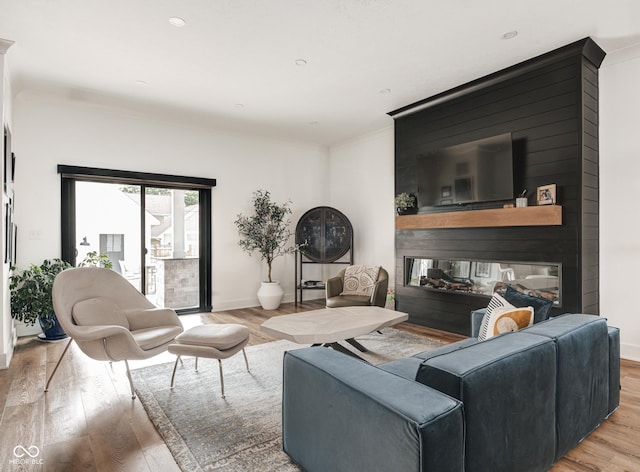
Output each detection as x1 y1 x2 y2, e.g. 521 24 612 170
48 267 184 399
326 265 389 308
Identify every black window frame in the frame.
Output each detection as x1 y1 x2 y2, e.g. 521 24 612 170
58 165 215 313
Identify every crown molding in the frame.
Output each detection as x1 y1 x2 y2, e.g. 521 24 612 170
0 38 15 55
389 37 605 120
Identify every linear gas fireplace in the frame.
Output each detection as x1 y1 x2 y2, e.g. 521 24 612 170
405 258 561 306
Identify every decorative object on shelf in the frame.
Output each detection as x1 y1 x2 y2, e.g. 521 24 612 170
296 207 352 263
536 184 557 205
300 280 325 289
515 189 528 207
235 189 302 310
394 192 417 215
294 206 353 305
9 258 73 341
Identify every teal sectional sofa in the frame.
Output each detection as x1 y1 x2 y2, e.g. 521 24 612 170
282 314 620 472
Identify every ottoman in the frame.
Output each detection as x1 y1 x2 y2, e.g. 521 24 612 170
168 324 250 397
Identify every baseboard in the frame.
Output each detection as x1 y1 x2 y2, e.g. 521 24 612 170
15 321 41 337
211 298 260 312
210 292 325 312
0 343 14 370
621 342 640 362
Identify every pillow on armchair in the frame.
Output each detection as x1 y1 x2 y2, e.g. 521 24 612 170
341 265 381 296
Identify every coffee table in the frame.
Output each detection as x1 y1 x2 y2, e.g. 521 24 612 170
260 306 408 359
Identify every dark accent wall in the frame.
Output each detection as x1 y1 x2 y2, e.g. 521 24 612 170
389 38 605 335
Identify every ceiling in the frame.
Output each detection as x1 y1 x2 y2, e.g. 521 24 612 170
1 0 639 147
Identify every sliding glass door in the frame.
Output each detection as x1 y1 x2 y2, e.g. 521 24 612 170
60 166 214 313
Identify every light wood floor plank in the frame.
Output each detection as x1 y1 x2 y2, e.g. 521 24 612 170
44 436 97 472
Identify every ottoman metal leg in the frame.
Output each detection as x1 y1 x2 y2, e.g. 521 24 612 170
170 355 181 388
242 348 250 372
218 359 225 398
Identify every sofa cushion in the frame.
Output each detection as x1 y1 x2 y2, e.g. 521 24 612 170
283 347 465 472
340 265 380 296
415 332 557 472
413 337 480 361
131 326 184 351
524 314 609 459
607 326 621 417
504 285 554 323
326 294 371 308
477 293 514 341
378 357 423 380
72 297 129 329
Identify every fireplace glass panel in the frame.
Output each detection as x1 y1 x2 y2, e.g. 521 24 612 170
405 258 561 305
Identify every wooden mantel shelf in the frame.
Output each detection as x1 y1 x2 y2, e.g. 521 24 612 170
396 205 562 230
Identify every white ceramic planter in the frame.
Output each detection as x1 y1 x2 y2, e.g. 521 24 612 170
257 281 284 310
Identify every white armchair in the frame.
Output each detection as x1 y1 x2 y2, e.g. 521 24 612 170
48 267 183 399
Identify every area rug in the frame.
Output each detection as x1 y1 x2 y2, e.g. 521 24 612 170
131 328 444 471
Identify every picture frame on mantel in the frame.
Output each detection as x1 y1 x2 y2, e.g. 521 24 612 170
537 184 556 206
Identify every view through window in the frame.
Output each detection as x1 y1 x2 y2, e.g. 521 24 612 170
74 182 202 310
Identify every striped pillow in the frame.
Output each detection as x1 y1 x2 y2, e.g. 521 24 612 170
478 293 514 341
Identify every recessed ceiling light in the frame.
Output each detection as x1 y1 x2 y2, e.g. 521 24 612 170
295 59 308 66
502 30 518 40
380 88 391 94
169 17 186 27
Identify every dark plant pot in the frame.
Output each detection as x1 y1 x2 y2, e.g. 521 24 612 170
38 314 68 341
397 207 418 216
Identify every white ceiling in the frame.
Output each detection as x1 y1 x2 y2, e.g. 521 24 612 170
1 0 639 147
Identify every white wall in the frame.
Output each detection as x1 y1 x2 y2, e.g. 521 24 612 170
328 126 396 286
11 86 329 314
0 40 15 369
600 43 640 361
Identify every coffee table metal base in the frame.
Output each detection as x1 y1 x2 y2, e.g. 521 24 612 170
260 306 408 361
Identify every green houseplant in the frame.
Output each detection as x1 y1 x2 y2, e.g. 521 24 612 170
234 189 300 309
78 251 113 269
395 192 417 215
10 258 72 341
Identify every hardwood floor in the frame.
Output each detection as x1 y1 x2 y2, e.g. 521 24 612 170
0 300 638 471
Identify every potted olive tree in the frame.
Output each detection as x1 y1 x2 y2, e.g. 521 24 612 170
10 258 72 341
234 189 301 310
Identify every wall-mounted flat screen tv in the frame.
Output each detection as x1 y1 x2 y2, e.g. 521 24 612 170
416 133 514 208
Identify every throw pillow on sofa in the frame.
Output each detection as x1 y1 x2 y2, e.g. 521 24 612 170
481 306 534 340
478 293 513 341
504 285 554 323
